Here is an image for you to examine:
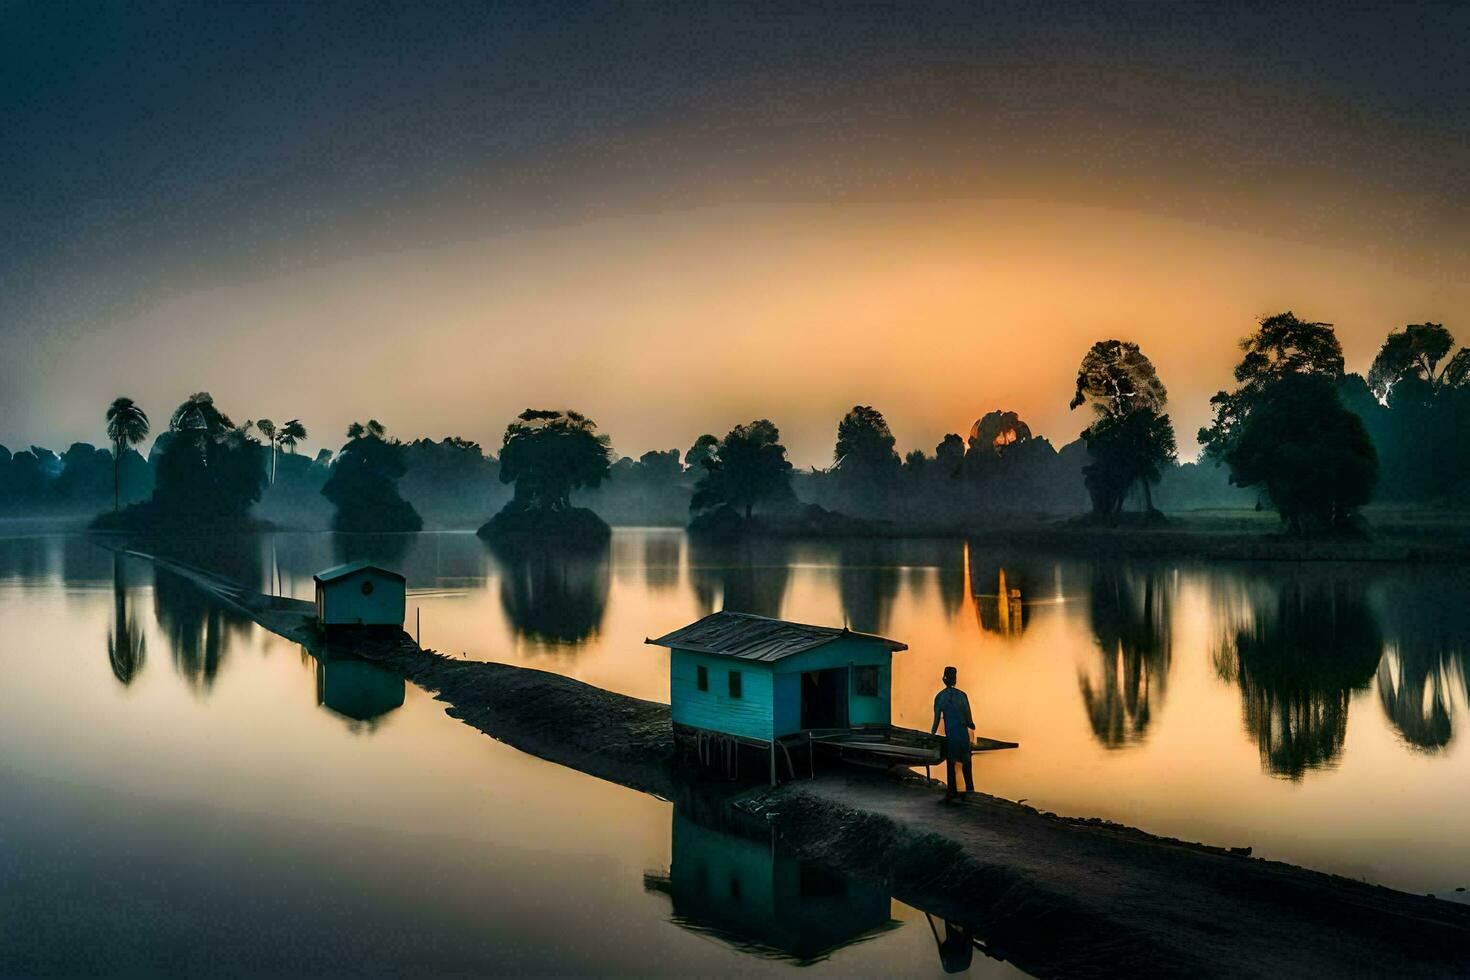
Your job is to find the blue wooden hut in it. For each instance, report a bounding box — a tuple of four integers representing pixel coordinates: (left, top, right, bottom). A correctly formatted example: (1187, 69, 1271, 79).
(646, 611, 910, 782)
(313, 560, 406, 630)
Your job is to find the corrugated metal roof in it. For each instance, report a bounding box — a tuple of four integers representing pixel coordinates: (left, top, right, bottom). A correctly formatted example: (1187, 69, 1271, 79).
(645, 611, 907, 661)
(313, 559, 406, 584)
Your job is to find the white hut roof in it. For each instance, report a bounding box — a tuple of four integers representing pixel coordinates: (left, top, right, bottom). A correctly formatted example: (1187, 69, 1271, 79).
(313, 559, 406, 585)
(645, 611, 907, 662)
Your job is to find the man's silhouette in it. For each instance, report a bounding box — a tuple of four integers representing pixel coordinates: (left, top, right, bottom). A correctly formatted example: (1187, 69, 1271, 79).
(931, 665, 975, 800)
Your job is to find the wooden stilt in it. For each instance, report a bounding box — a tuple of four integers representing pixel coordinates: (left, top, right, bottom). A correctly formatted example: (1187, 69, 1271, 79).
(769, 740, 777, 787)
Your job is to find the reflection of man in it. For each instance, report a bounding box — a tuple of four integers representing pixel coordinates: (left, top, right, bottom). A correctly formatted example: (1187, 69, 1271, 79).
(935, 918, 974, 973)
(931, 666, 975, 801)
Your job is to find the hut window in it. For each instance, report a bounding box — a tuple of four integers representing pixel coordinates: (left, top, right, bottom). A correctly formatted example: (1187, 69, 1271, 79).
(728, 670, 743, 699)
(696, 664, 708, 691)
(360, 579, 375, 596)
(854, 665, 880, 697)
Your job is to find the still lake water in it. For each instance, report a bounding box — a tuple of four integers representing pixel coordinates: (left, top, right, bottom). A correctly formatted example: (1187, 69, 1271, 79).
(3, 528, 1468, 973)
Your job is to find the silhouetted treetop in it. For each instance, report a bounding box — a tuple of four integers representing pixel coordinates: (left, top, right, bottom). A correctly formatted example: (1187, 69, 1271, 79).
(1221, 373, 1377, 534)
(498, 408, 612, 512)
(690, 419, 794, 520)
(1070, 341, 1175, 519)
(1070, 340, 1168, 418)
(968, 410, 1033, 457)
(935, 433, 966, 476)
(1200, 312, 1344, 459)
(1234, 311, 1345, 386)
(834, 405, 899, 476)
(684, 434, 718, 471)
(323, 420, 422, 532)
(104, 397, 150, 513)
(1368, 322, 1470, 402)
(169, 392, 234, 435)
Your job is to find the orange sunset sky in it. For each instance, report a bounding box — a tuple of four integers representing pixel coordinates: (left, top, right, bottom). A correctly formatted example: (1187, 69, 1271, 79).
(6, 3, 1469, 466)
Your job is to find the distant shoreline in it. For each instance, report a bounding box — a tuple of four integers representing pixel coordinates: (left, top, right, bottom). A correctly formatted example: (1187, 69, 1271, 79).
(10, 507, 1470, 564)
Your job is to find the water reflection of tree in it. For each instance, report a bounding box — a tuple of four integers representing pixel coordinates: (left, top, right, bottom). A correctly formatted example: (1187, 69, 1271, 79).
(967, 551, 1043, 637)
(935, 541, 966, 620)
(331, 531, 412, 570)
(106, 551, 146, 685)
(492, 544, 610, 645)
(153, 565, 254, 692)
(1371, 573, 1470, 753)
(1214, 577, 1383, 779)
(836, 540, 902, 635)
(687, 538, 790, 619)
(1078, 567, 1172, 748)
(643, 532, 682, 592)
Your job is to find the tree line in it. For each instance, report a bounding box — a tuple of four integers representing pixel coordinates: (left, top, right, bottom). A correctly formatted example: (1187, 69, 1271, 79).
(2, 311, 1464, 535)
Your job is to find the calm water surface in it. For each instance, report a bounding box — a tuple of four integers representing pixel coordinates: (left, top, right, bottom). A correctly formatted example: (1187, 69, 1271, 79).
(3, 529, 1468, 973)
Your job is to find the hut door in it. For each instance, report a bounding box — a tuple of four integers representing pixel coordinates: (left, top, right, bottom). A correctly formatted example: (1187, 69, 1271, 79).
(801, 669, 848, 730)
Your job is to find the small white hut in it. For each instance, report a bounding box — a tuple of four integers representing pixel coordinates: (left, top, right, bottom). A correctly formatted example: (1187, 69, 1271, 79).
(313, 560, 406, 629)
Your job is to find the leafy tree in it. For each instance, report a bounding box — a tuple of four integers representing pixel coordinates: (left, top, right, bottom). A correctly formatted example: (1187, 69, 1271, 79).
(254, 418, 277, 480)
(1221, 374, 1377, 534)
(254, 417, 308, 484)
(278, 419, 307, 452)
(105, 397, 150, 512)
(834, 405, 900, 477)
(1070, 340, 1176, 516)
(902, 449, 927, 474)
(497, 409, 612, 512)
(1367, 322, 1470, 402)
(934, 433, 966, 477)
(684, 434, 718, 471)
(636, 449, 682, 482)
(322, 421, 422, 532)
(1200, 312, 1344, 458)
(967, 411, 1033, 460)
(51, 443, 115, 508)
(138, 393, 266, 523)
(690, 419, 794, 520)
(1361, 323, 1470, 503)
(1080, 408, 1177, 516)
(169, 391, 234, 435)
(1070, 341, 1167, 417)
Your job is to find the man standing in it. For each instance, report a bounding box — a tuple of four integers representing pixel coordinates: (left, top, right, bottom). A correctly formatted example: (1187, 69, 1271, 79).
(932, 665, 975, 801)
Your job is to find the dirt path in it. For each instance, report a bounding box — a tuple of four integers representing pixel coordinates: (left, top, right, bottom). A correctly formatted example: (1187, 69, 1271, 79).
(769, 773, 1470, 977)
(126, 546, 1470, 977)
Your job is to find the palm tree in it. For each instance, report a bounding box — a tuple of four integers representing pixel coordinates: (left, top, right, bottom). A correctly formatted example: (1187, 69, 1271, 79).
(278, 419, 307, 455)
(255, 419, 278, 483)
(104, 397, 150, 512)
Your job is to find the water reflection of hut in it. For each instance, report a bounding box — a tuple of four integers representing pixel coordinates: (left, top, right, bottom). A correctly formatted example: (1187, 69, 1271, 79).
(643, 808, 896, 964)
(314, 653, 405, 728)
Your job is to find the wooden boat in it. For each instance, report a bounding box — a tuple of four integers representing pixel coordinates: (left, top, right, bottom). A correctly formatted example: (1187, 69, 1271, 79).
(804, 724, 1017, 771)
